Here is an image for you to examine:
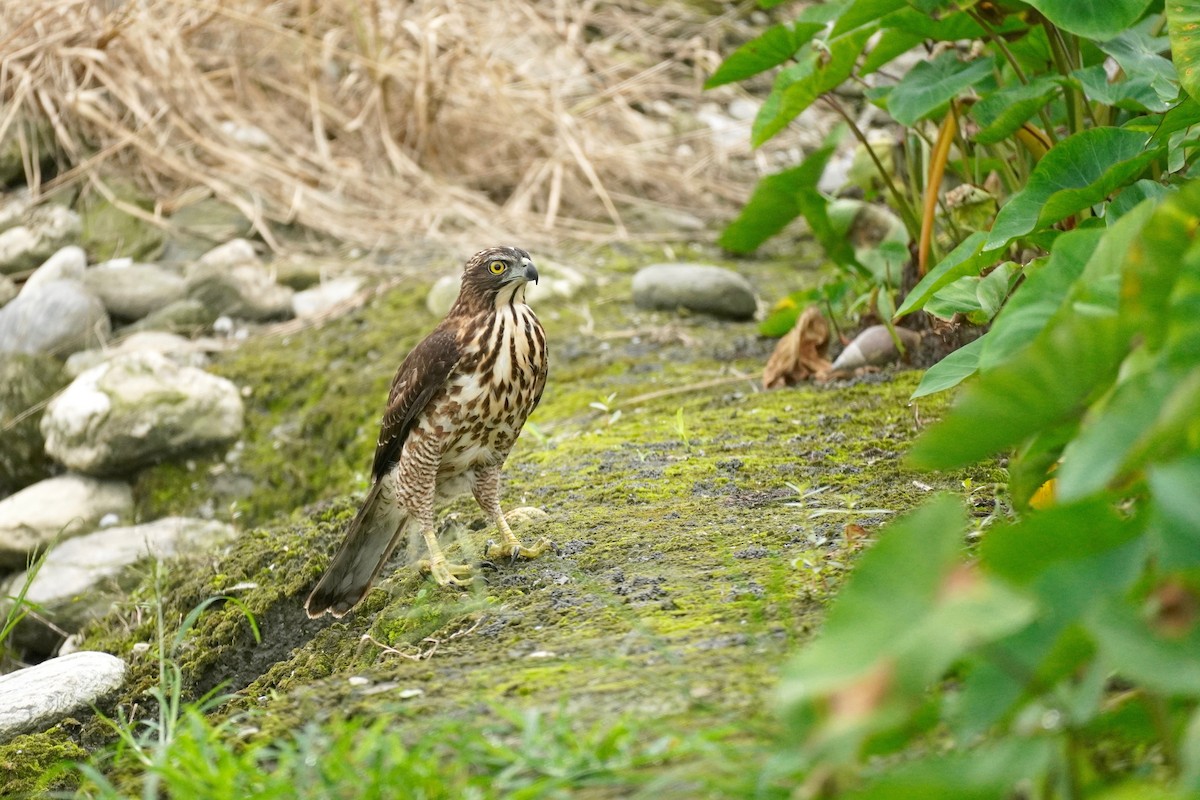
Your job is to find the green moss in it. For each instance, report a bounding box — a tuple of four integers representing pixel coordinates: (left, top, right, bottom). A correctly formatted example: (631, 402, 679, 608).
(49, 244, 1002, 785)
(0, 727, 86, 797)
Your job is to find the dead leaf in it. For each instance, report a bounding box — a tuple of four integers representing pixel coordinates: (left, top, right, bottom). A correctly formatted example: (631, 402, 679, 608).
(763, 305, 832, 389)
(827, 659, 893, 724)
(1152, 579, 1198, 638)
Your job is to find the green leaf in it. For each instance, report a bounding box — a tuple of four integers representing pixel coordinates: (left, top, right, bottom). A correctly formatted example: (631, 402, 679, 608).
(1009, 420, 1078, 509)
(1056, 364, 1190, 502)
(895, 232, 996, 318)
(980, 228, 1103, 370)
(862, 28, 923, 75)
(1168, 0, 1200, 105)
(778, 496, 966, 708)
(832, 0, 908, 36)
(886, 52, 995, 126)
(927, 276, 989, 321)
(985, 128, 1162, 250)
(1074, 65, 1175, 113)
(975, 262, 1019, 320)
(1147, 455, 1200, 569)
(1123, 181, 1200, 350)
(1098, 27, 1180, 108)
(705, 22, 824, 88)
(752, 28, 874, 147)
(971, 76, 1061, 145)
(1089, 595, 1200, 696)
(718, 146, 834, 254)
(841, 739, 1054, 800)
(1022, 0, 1154, 40)
(910, 336, 984, 399)
(908, 312, 1129, 470)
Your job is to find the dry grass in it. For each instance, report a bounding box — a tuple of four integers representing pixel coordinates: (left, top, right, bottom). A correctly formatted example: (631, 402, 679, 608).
(0, 0, 772, 252)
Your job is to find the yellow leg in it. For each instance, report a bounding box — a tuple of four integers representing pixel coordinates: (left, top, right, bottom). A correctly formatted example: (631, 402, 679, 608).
(415, 525, 472, 586)
(485, 511, 551, 560)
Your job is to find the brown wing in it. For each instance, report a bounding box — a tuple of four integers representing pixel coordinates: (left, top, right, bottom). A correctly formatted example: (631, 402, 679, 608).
(370, 326, 460, 481)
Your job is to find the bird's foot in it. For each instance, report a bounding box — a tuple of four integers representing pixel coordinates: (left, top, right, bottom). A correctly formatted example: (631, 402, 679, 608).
(485, 536, 553, 561)
(415, 558, 472, 586)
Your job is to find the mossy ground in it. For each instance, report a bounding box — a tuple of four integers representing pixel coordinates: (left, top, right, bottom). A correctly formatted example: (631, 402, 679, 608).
(1, 245, 1001, 795)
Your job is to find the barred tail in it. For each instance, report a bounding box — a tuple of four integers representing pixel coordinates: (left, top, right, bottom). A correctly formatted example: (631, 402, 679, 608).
(305, 478, 408, 618)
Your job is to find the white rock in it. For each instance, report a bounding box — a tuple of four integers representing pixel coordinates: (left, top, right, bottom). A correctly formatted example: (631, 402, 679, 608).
(65, 331, 210, 377)
(4, 517, 235, 646)
(186, 258, 294, 322)
(830, 325, 922, 372)
(0, 206, 82, 275)
(0, 473, 132, 569)
(81, 262, 186, 321)
(0, 652, 126, 742)
(292, 276, 364, 319)
(0, 189, 34, 234)
(0, 279, 111, 357)
(41, 350, 244, 475)
(23, 245, 87, 293)
(197, 238, 260, 271)
(0, 274, 15, 307)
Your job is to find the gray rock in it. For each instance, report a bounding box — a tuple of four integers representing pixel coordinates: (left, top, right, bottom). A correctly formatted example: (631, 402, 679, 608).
(0, 652, 126, 742)
(0, 279, 111, 357)
(0, 474, 132, 569)
(0, 354, 68, 493)
(631, 263, 758, 320)
(81, 262, 186, 321)
(186, 250, 294, 322)
(126, 298, 215, 335)
(78, 180, 164, 262)
(4, 517, 235, 649)
(23, 246, 87, 293)
(0, 206, 82, 275)
(0, 274, 15, 307)
(161, 200, 254, 265)
(0, 189, 34, 235)
(64, 331, 211, 378)
(292, 276, 364, 319)
(41, 350, 244, 476)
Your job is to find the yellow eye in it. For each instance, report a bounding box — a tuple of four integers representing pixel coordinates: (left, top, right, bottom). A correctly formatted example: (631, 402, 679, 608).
(488, 260, 506, 275)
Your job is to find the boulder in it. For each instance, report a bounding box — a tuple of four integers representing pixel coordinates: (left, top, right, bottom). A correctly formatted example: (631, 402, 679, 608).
(4, 517, 235, 651)
(78, 180, 164, 262)
(0, 354, 68, 493)
(0, 652, 126, 743)
(631, 263, 758, 320)
(81, 262, 186, 321)
(0, 205, 82, 275)
(292, 276, 364, 319)
(0, 279, 110, 357)
(125, 298, 215, 335)
(41, 350, 244, 475)
(160, 199, 254, 265)
(23, 245, 87, 293)
(0, 474, 132, 569)
(64, 331, 210, 378)
(186, 241, 293, 322)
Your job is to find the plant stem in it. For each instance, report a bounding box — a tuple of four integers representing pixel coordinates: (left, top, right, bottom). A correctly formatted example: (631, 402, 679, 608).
(820, 94, 922, 240)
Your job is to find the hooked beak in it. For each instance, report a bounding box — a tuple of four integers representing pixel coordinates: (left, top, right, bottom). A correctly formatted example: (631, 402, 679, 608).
(505, 258, 538, 285)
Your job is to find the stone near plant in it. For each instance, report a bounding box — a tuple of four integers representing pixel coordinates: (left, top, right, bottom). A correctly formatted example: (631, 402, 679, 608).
(0, 279, 110, 357)
(830, 325, 922, 373)
(0, 205, 83, 275)
(631, 263, 758, 320)
(81, 261, 187, 321)
(4, 517, 235, 652)
(0, 188, 34, 233)
(22, 245, 87, 293)
(78, 179, 164, 262)
(64, 331, 210, 378)
(292, 276, 364, 319)
(0, 652, 126, 743)
(0, 473, 132, 569)
(41, 350, 244, 476)
(186, 241, 294, 322)
(126, 297, 216, 335)
(0, 353, 68, 493)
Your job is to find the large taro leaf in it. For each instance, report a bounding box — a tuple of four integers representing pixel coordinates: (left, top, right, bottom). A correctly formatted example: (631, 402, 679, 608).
(1023, 0, 1155, 40)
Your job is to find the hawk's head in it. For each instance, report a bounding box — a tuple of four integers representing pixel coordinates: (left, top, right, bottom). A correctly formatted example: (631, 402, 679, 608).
(457, 246, 539, 311)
